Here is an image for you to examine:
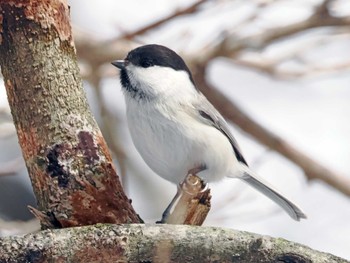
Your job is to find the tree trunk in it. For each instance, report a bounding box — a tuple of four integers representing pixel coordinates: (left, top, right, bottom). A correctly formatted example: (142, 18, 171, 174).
(0, 0, 140, 228)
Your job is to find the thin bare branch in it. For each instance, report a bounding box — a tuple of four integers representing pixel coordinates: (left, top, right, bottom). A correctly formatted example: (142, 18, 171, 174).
(163, 174, 211, 225)
(199, 12, 350, 63)
(117, 0, 211, 40)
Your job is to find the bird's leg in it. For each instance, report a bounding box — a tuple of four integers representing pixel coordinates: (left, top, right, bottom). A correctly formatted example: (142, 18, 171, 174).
(158, 184, 182, 223)
(188, 166, 206, 177)
(158, 165, 207, 223)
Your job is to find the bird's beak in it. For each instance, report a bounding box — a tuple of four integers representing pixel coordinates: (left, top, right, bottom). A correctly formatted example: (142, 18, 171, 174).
(111, 60, 128, 69)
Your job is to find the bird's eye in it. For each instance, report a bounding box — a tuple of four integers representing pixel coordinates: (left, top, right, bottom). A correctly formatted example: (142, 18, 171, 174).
(141, 60, 152, 68)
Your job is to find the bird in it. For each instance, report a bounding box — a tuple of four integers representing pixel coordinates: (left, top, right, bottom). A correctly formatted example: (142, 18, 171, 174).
(111, 44, 306, 221)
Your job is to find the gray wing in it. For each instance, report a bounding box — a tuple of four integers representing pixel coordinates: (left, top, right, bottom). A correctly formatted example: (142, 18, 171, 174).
(193, 97, 248, 166)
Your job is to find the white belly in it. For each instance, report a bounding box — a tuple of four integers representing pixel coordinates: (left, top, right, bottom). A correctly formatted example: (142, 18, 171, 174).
(126, 101, 237, 184)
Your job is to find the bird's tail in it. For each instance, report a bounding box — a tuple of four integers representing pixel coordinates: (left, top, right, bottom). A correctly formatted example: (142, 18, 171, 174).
(232, 164, 307, 221)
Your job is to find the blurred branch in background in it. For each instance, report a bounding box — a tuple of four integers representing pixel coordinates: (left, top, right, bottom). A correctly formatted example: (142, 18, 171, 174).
(85, 71, 129, 188)
(74, 0, 350, 197)
(194, 65, 350, 196)
(0, 157, 24, 177)
(194, 0, 350, 74)
(0, 108, 23, 177)
(0, 218, 39, 237)
(0, 108, 15, 139)
(117, 0, 210, 40)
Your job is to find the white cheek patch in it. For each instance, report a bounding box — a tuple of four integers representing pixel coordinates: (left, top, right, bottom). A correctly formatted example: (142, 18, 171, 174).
(127, 65, 143, 88)
(127, 64, 196, 97)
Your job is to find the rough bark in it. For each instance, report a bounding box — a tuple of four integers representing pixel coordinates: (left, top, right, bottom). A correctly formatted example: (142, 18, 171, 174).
(0, 0, 140, 228)
(0, 224, 347, 263)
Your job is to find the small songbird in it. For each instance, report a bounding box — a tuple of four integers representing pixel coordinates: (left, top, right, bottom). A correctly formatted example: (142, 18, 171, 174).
(112, 44, 306, 221)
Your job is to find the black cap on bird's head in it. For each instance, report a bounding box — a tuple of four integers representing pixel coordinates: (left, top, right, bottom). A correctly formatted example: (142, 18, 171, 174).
(111, 44, 195, 85)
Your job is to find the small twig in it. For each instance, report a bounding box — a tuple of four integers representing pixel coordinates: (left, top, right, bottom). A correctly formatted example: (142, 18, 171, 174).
(163, 174, 211, 225)
(277, 61, 350, 78)
(28, 206, 59, 229)
(314, 0, 334, 18)
(230, 29, 350, 78)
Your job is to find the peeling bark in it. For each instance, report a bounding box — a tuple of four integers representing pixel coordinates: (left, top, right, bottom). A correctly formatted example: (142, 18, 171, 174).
(0, 0, 140, 228)
(0, 224, 348, 263)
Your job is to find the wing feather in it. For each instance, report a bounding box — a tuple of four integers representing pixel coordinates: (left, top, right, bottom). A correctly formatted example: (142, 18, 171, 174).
(193, 98, 248, 166)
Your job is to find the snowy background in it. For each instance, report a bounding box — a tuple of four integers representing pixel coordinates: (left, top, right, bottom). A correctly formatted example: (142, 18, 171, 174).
(1, 0, 349, 260)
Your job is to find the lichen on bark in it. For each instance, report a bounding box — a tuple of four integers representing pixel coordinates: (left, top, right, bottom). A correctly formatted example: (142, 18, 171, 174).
(0, 224, 347, 263)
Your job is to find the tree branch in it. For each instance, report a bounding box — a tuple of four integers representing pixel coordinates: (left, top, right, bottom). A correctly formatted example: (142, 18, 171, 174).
(0, 224, 347, 262)
(198, 9, 350, 63)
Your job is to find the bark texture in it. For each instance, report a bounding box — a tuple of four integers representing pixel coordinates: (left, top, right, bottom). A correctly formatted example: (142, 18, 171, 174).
(0, 0, 140, 228)
(0, 224, 347, 263)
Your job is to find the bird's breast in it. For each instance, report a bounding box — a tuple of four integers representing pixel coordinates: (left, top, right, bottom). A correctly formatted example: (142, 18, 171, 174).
(126, 101, 236, 183)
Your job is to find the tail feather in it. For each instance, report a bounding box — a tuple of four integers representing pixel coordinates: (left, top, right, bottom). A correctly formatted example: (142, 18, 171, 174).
(235, 165, 307, 221)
